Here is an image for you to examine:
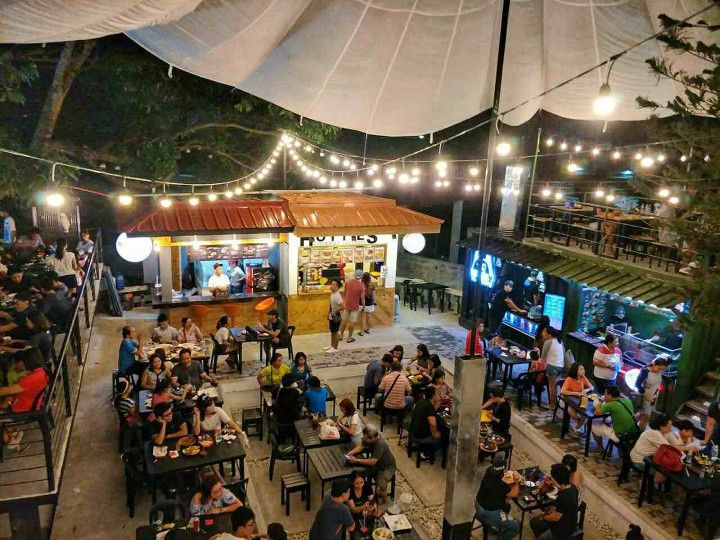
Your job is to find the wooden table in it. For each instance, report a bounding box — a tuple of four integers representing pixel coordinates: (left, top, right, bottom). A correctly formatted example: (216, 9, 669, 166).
(142, 344, 210, 363)
(488, 347, 532, 392)
(306, 443, 357, 498)
(143, 438, 246, 502)
(409, 282, 447, 314)
(638, 457, 712, 536)
(559, 395, 608, 456)
(136, 514, 233, 540)
(294, 419, 347, 473)
(233, 331, 273, 366)
(512, 466, 554, 540)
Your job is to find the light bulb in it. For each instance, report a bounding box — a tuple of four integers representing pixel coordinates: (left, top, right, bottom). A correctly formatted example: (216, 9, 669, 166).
(118, 193, 133, 206)
(338, 180, 348, 189)
(319, 176, 328, 184)
(500, 187, 509, 195)
(342, 159, 351, 167)
(398, 173, 410, 184)
(567, 162, 579, 173)
(435, 160, 448, 171)
(410, 176, 419, 184)
(668, 196, 679, 205)
(224, 190, 233, 199)
(657, 153, 666, 162)
(464, 184, 473, 192)
(469, 166, 480, 177)
(234, 186, 243, 195)
(437, 169, 447, 178)
(704, 154, 711, 162)
(496, 142, 511, 156)
(559, 141, 568, 151)
(330, 155, 340, 164)
(45, 191, 65, 208)
(541, 187, 552, 198)
(592, 147, 601, 156)
(207, 193, 217, 202)
(434, 181, 442, 188)
(411, 167, 421, 176)
(372, 179, 383, 189)
(349, 163, 357, 170)
(188, 196, 199, 206)
(574, 144, 582, 153)
(634, 152, 643, 160)
(554, 191, 563, 200)
(243, 182, 251, 190)
(594, 188, 605, 198)
(160, 197, 173, 208)
(473, 184, 481, 191)
(354, 181, 364, 189)
(545, 137, 554, 147)
(612, 150, 621, 160)
(658, 188, 670, 198)
(442, 180, 450, 187)
(606, 193, 616, 202)
(319, 151, 325, 157)
(640, 156, 654, 168)
(593, 83, 616, 117)
(680, 155, 687, 162)
(385, 166, 397, 176)
(251, 177, 258, 184)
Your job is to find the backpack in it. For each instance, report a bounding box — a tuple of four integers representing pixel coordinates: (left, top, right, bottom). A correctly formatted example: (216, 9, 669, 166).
(652, 444, 683, 472)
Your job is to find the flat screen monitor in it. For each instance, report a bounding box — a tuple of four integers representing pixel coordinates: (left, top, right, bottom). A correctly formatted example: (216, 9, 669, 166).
(543, 293, 566, 330)
(469, 251, 497, 288)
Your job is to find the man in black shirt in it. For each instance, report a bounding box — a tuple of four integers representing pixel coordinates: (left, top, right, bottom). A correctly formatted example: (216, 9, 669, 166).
(489, 281, 526, 334)
(38, 277, 71, 329)
(409, 386, 442, 451)
(272, 374, 302, 440)
(474, 454, 521, 538)
(482, 386, 512, 439)
(702, 399, 720, 447)
(148, 401, 188, 446)
(530, 463, 579, 540)
(0, 291, 37, 340)
(171, 348, 216, 390)
(3, 267, 35, 295)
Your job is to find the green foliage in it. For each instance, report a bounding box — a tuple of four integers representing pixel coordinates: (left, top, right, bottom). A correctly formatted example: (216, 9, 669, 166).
(0, 49, 38, 106)
(635, 14, 720, 325)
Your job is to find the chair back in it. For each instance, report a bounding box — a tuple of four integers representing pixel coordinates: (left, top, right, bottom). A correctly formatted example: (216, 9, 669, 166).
(288, 325, 295, 339)
(148, 499, 188, 526)
(225, 478, 249, 504)
(575, 500, 587, 534)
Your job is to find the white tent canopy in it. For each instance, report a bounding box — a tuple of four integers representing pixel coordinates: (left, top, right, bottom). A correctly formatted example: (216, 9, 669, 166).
(0, 0, 714, 136)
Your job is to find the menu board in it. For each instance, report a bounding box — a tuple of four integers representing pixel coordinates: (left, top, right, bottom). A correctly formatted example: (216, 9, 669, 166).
(187, 244, 270, 262)
(579, 287, 608, 331)
(298, 244, 386, 292)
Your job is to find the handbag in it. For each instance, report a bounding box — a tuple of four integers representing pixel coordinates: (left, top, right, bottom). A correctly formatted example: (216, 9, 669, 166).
(374, 373, 401, 410)
(652, 444, 683, 472)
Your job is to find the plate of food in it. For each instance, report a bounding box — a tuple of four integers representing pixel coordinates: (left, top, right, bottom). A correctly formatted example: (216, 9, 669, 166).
(181, 445, 201, 456)
(480, 411, 492, 423)
(487, 434, 505, 445)
(198, 435, 214, 448)
(480, 441, 498, 453)
(152, 446, 168, 458)
(372, 527, 394, 540)
(177, 435, 197, 448)
(694, 454, 711, 467)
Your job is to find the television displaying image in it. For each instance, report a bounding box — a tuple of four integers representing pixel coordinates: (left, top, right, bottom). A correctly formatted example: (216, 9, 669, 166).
(543, 293, 566, 330)
(469, 251, 497, 288)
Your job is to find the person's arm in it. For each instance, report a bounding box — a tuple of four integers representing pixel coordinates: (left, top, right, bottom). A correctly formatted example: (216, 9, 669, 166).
(704, 414, 717, 445)
(0, 383, 24, 397)
(543, 507, 564, 522)
(200, 371, 217, 385)
(140, 369, 153, 391)
(594, 401, 605, 415)
(428, 416, 440, 439)
(593, 349, 610, 368)
(0, 322, 18, 333)
(346, 442, 365, 457)
(192, 407, 201, 436)
(168, 388, 187, 401)
(505, 297, 526, 313)
(151, 421, 167, 445)
(165, 421, 188, 440)
(348, 453, 378, 466)
(256, 367, 265, 386)
(219, 497, 242, 514)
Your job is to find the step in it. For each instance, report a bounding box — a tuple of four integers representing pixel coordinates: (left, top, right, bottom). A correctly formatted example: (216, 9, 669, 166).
(686, 398, 712, 416)
(696, 383, 716, 399)
(705, 370, 718, 383)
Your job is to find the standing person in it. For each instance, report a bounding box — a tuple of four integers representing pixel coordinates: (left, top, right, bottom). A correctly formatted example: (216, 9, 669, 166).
(227, 259, 246, 294)
(346, 427, 397, 505)
(474, 455, 522, 539)
(208, 262, 230, 296)
(529, 463, 579, 540)
(541, 327, 565, 408)
(465, 320, 487, 356)
(592, 334, 622, 394)
(534, 315, 551, 350)
(703, 398, 720, 449)
(309, 478, 355, 540)
(325, 279, 343, 353)
(488, 280, 526, 334)
(634, 356, 671, 428)
(46, 238, 81, 295)
(340, 270, 365, 344)
(358, 272, 375, 336)
(76, 231, 94, 269)
(178, 316, 203, 344)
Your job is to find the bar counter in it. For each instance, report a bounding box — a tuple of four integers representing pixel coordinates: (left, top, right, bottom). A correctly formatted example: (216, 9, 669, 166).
(154, 291, 282, 336)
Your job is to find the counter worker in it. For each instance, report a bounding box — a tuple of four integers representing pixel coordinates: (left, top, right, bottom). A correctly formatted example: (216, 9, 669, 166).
(523, 269, 541, 308)
(208, 262, 230, 296)
(648, 318, 683, 350)
(227, 259, 246, 294)
(488, 280, 527, 334)
(608, 305, 630, 329)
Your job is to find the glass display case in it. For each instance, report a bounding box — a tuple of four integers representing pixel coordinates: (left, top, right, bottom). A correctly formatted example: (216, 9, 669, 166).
(297, 243, 386, 293)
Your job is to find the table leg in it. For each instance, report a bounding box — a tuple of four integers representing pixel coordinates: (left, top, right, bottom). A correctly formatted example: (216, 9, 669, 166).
(502, 364, 511, 392)
(560, 405, 570, 439)
(239, 457, 245, 480)
(238, 342, 244, 366)
(637, 463, 648, 507)
(583, 422, 592, 457)
(427, 289, 432, 315)
(677, 491, 691, 536)
(440, 289, 446, 313)
(518, 510, 526, 540)
(507, 446, 513, 468)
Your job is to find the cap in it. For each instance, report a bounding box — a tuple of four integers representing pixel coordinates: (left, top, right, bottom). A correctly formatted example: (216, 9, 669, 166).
(504, 280, 514, 287)
(213, 262, 223, 269)
(354, 269, 363, 279)
(491, 455, 506, 470)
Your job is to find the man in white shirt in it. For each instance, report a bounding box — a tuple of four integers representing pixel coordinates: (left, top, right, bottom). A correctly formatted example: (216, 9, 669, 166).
(208, 263, 230, 296)
(211, 506, 259, 540)
(0, 209, 16, 245)
(227, 259, 246, 294)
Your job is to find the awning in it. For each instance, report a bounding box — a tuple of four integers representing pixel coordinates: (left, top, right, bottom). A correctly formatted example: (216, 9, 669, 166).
(484, 235, 687, 309)
(278, 192, 443, 237)
(123, 199, 294, 237)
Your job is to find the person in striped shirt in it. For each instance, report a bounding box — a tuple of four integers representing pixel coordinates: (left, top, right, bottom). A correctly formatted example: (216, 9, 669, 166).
(378, 362, 413, 410)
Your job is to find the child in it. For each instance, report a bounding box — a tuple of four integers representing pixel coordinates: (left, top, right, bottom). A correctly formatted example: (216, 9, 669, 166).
(168, 374, 188, 402)
(114, 378, 139, 424)
(305, 376, 328, 415)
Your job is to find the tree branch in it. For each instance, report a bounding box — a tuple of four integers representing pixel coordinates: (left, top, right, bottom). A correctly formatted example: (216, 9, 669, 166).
(180, 144, 256, 171)
(148, 122, 276, 145)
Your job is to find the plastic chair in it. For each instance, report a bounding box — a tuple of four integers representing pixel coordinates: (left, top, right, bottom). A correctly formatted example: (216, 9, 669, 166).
(271, 325, 295, 361)
(189, 305, 212, 334)
(512, 370, 548, 410)
(122, 448, 150, 518)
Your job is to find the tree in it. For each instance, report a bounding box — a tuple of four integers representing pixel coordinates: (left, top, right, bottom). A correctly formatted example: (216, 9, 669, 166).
(635, 13, 720, 325)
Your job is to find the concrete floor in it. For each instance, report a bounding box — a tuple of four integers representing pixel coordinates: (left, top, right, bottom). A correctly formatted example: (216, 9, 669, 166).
(50, 305, 622, 539)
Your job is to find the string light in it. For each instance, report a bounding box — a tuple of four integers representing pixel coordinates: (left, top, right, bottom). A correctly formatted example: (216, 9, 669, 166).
(45, 190, 65, 208)
(234, 186, 243, 195)
(656, 153, 666, 162)
(354, 180, 364, 189)
(319, 176, 328, 184)
(606, 193, 616, 202)
(612, 150, 621, 159)
(118, 193, 133, 206)
(188, 196, 199, 206)
(338, 180, 348, 189)
(591, 147, 601, 156)
(680, 155, 687, 162)
(410, 176, 420, 184)
(658, 187, 670, 198)
(159, 196, 173, 208)
(574, 144, 582, 153)
(329, 179, 338, 187)
(411, 167, 421, 176)
(593, 83, 616, 117)
(372, 178, 383, 189)
(640, 156, 654, 168)
(224, 190, 233, 199)
(435, 160, 448, 171)
(668, 196, 680, 205)
(704, 154, 711, 162)
(566, 162, 579, 173)
(464, 184, 473, 192)
(496, 142, 511, 156)
(545, 137, 554, 147)
(398, 173, 410, 184)
(469, 166, 480, 177)
(541, 186, 552, 198)
(243, 182, 251, 190)
(634, 151, 643, 160)
(594, 186, 605, 198)
(554, 191, 564, 200)
(559, 141, 568, 151)
(207, 192, 217, 202)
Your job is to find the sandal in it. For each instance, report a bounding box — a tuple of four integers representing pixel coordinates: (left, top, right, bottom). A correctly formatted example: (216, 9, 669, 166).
(346, 338, 356, 343)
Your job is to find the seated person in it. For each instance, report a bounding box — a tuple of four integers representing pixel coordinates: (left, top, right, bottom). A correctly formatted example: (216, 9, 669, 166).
(214, 315, 237, 367)
(291, 352, 312, 389)
(0, 312, 53, 363)
(346, 426, 397, 505)
(630, 413, 693, 468)
(346, 472, 382, 535)
(257, 308, 290, 350)
(364, 354, 392, 400)
(118, 325, 145, 377)
(114, 377, 139, 424)
(482, 385, 511, 438)
(152, 313, 178, 344)
(256, 352, 290, 389)
(148, 401, 188, 445)
(192, 396, 244, 434)
(560, 362, 593, 432)
(47, 271, 72, 303)
(431, 370, 453, 402)
(3, 267, 35, 295)
(409, 385, 443, 451)
(474, 454, 521, 539)
(338, 398, 363, 446)
(272, 374, 303, 428)
(0, 291, 37, 340)
(672, 419, 702, 453)
(305, 376, 328, 416)
(208, 262, 230, 296)
(141, 353, 170, 391)
(149, 380, 173, 419)
(172, 348, 217, 391)
(561, 454, 583, 491)
(378, 361, 413, 411)
(178, 316, 203, 344)
(38, 276, 72, 329)
(409, 344, 432, 372)
(530, 463, 579, 540)
(189, 473, 242, 517)
(591, 385, 636, 450)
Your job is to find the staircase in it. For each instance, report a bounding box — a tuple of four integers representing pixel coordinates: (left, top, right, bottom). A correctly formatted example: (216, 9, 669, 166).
(675, 363, 719, 436)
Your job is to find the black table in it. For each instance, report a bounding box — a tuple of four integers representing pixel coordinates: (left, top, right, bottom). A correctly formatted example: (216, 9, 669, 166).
(638, 457, 713, 536)
(409, 282, 447, 314)
(294, 419, 347, 473)
(136, 514, 233, 540)
(306, 443, 358, 498)
(144, 438, 246, 502)
(488, 347, 532, 392)
(512, 466, 554, 540)
(559, 395, 608, 456)
(233, 332, 273, 366)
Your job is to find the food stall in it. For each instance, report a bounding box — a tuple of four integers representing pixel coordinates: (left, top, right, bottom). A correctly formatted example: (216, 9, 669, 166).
(123, 192, 442, 335)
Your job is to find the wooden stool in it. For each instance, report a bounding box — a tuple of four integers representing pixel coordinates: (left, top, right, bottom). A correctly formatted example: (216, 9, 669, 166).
(356, 385, 375, 416)
(280, 472, 311, 516)
(241, 407, 263, 439)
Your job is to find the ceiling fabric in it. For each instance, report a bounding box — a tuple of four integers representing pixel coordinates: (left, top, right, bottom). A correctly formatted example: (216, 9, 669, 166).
(0, 0, 715, 136)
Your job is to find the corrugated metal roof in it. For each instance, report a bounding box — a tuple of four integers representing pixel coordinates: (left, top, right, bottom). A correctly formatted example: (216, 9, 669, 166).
(485, 236, 686, 309)
(123, 200, 294, 236)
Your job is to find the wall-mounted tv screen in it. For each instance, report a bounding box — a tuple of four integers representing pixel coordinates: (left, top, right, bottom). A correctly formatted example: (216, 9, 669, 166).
(543, 293, 566, 330)
(469, 251, 497, 288)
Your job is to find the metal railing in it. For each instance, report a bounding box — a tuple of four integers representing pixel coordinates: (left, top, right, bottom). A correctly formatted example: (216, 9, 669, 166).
(525, 201, 685, 274)
(0, 230, 102, 498)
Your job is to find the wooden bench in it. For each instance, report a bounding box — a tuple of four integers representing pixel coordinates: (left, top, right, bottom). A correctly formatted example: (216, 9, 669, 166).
(280, 472, 311, 515)
(240, 407, 263, 439)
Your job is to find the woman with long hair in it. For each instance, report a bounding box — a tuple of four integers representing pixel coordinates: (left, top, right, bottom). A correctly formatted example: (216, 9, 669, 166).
(178, 316, 203, 344)
(291, 351, 312, 389)
(140, 353, 170, 391)
(214, 315, 237, 367)
(192, 396, 243, 435)
(337, 397, 362, 445)
(189, 473, 242, 517)
(560, 362, 593, 432)
(358, 272, 376, 336)
(46, 237, 81, 294)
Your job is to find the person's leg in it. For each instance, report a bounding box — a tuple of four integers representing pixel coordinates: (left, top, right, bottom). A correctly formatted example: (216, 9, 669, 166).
(375, 469, 393, 505)
(547, 376, 557, 405)
(346, 311, 358, 341)
(339, 312, 348, 340)
(529, 516, 553, 538)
